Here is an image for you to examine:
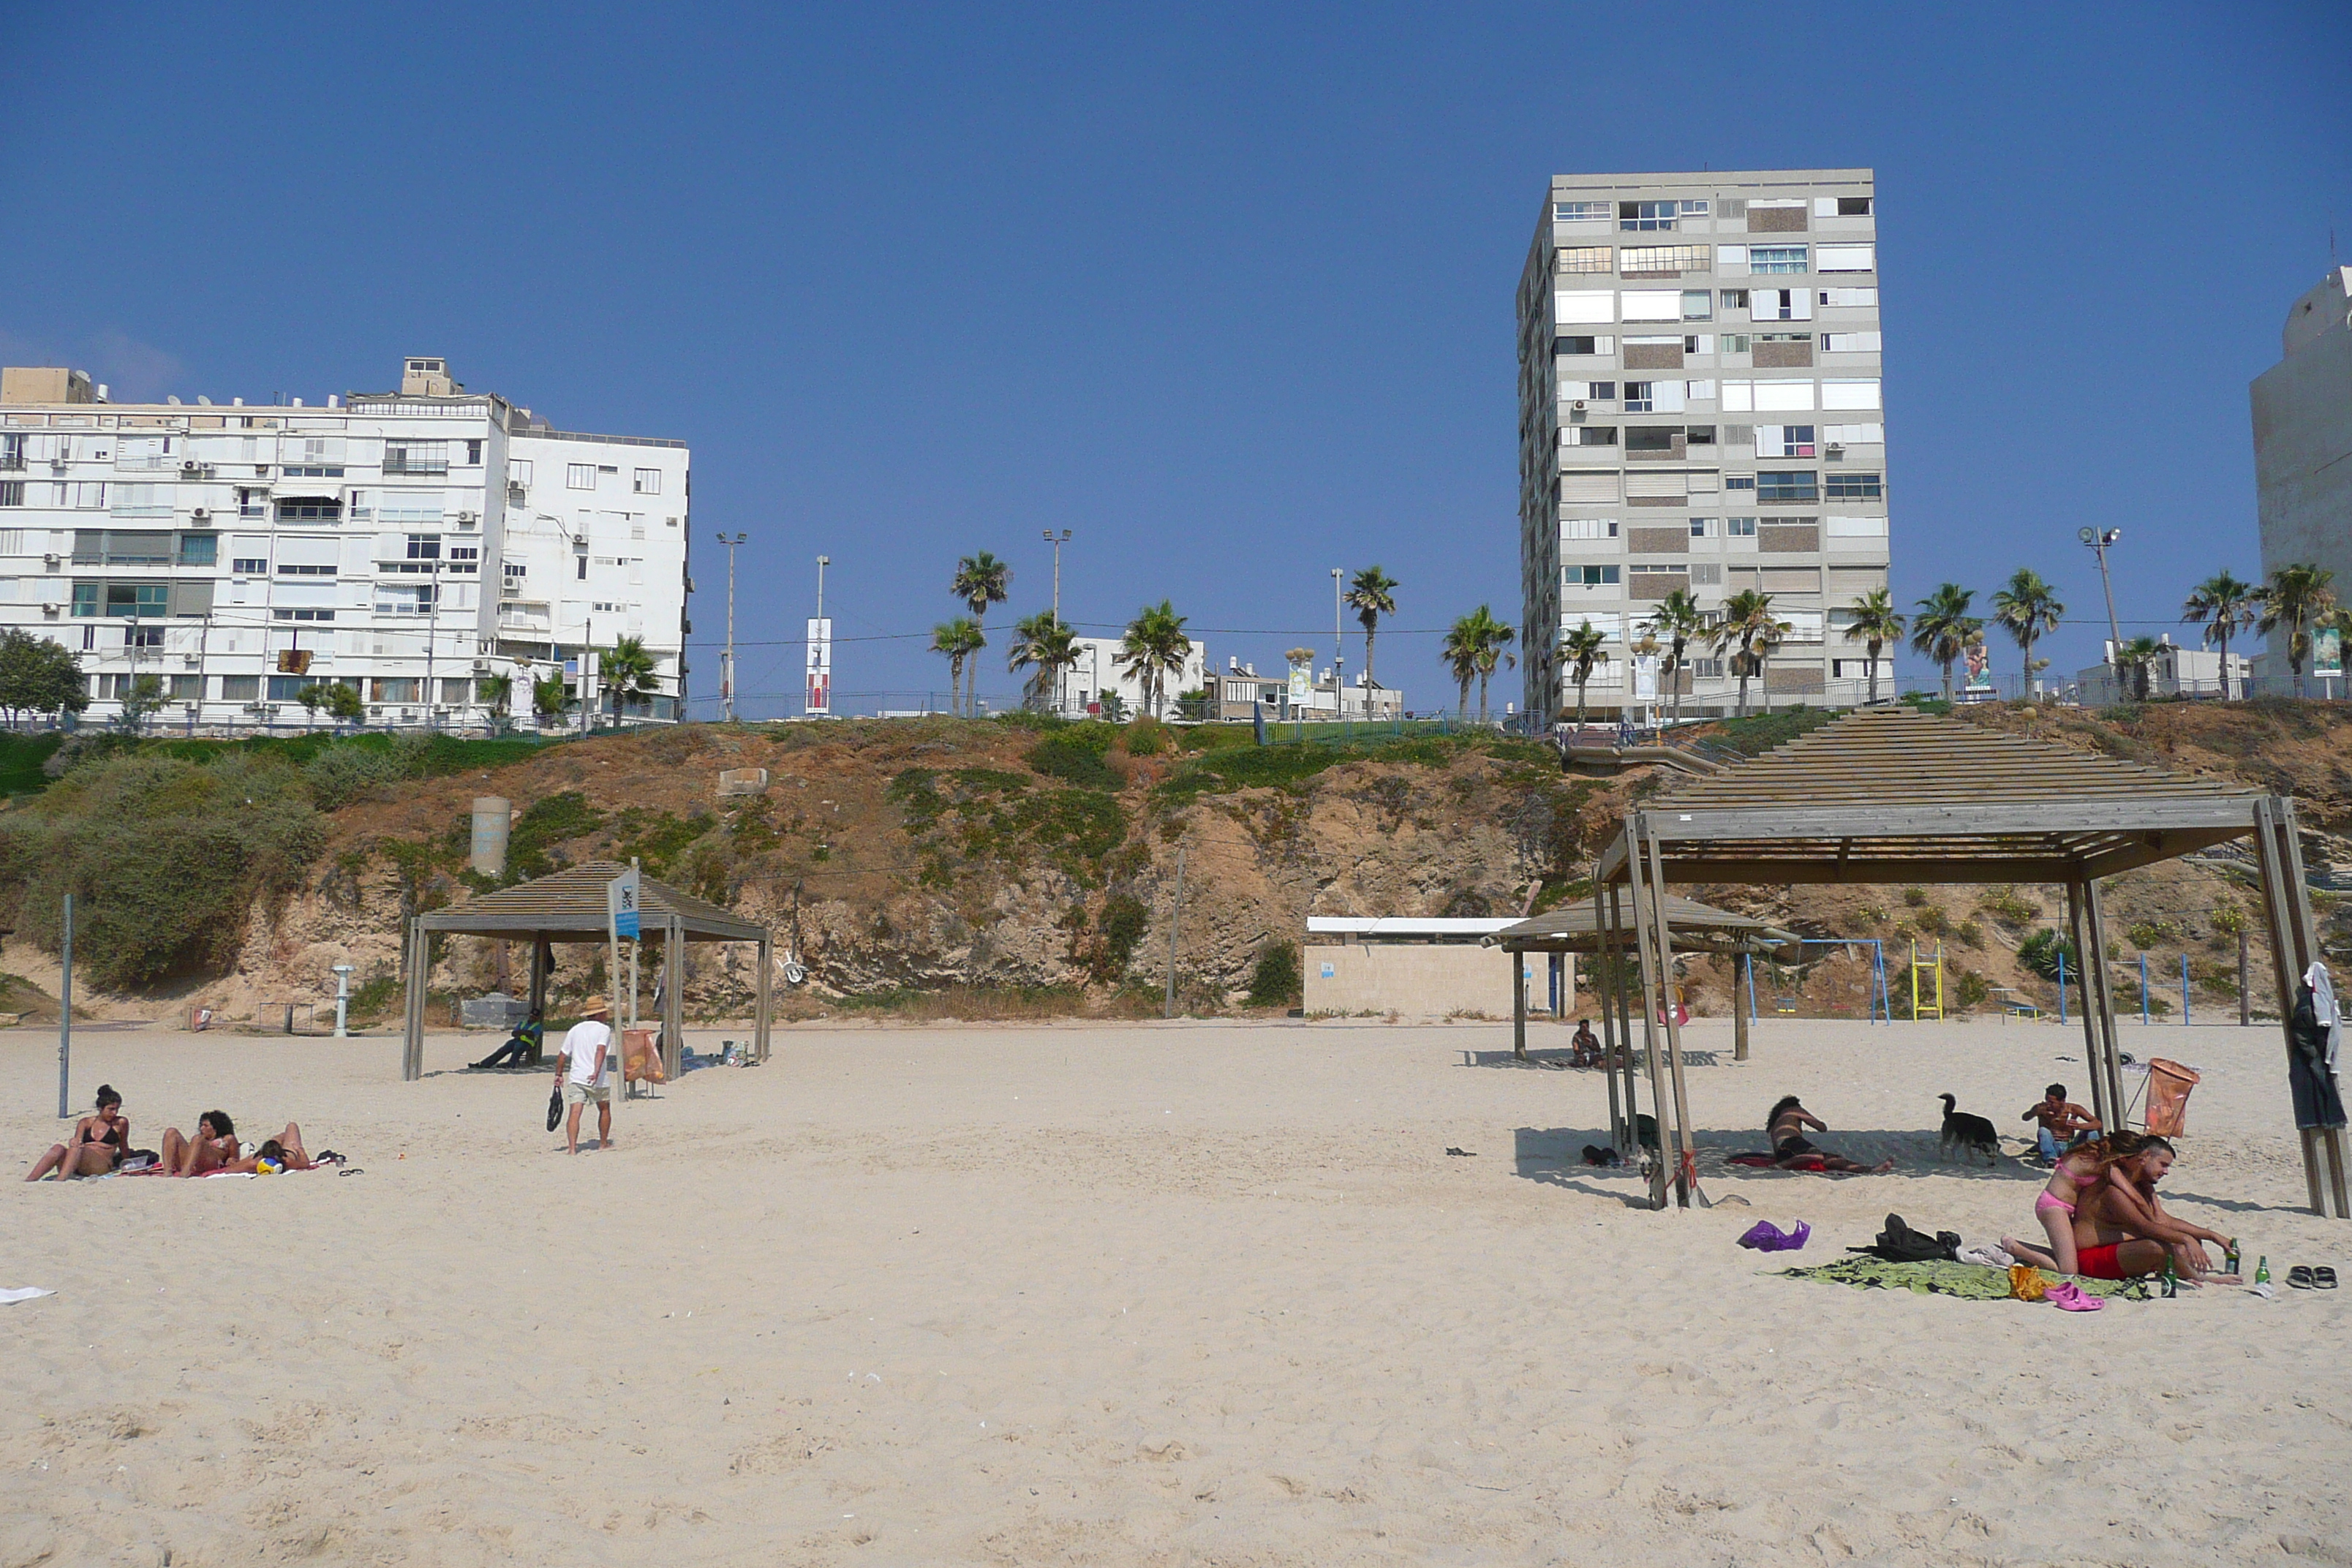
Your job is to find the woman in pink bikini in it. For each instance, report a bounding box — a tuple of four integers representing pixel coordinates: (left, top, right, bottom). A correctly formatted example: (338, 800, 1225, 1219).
(2002, 1137, 2108, 1273)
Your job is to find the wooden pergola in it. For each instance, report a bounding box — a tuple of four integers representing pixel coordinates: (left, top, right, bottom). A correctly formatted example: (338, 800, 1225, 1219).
(1487, 897, 1800, 1150)
(402, 862, 774, 1082)
(1594, 706, 2350, 1218)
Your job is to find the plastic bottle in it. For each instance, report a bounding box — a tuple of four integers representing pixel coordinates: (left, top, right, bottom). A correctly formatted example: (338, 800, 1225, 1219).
(2255, 1256, 2272, 1286)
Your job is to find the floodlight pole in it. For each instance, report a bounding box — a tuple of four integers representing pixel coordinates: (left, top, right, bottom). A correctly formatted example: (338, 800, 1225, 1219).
(1331, 568, 1344, 721)
(2079, 527, 2124, 673)
(716, 531, 747, 722)
(1043, 528, 1071, 714)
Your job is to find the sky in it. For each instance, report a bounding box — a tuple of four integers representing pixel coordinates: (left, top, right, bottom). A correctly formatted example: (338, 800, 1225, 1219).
(4, 2, 2348, 715)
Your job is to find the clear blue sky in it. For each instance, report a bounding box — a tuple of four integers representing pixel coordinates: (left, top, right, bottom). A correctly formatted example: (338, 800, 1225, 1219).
(5, 4, 2347, 714)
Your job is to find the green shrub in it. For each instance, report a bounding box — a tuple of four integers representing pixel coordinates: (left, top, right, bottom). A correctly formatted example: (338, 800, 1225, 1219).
(2017, 927, 2079, 982)
(1245, 942, 1302, 1008)
(1123, 715, 1169, 756)
(304, 742, 416, 810)
(1028, 725, 1121, 789)
(1090, 893, 1150, 981)
(505, 791, 608, 881)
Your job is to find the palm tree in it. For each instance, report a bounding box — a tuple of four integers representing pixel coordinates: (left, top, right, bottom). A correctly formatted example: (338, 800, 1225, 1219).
(532, 674, 570, 729)
(600, 635, 660, 719)
(1558, 619, 1610, 730)
(1840, 587, 1905, 707)
(1991, 568, 2064, 702)
(1006, 611, 1079, 710)
(2258, 563, 2337, 699)
(1439, 617, 1481, 718)
(478, 672, 513, 734)
(1344, 566, 1400, 692)
(2183, 570, 2261, 701)
(1643, 588, 1707, 726)
(1910, 583, 1982, 704)
(1115, 600, 1191, 719)
(931, 617, 984, 713)
(1466, 607, 1517, 724)
(951, 552, 1012, 717)
(1708, 589, 1784, 718)
(2114, 635, 2162, 702)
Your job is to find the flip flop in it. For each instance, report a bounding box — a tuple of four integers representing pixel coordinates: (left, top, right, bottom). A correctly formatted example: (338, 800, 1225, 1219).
(337, 1167, 366, 1176)
(2315, 1267, 2338, 1290)
(2048, 1282, 2103, 1312)
(2289, 1266, 2315, 1290)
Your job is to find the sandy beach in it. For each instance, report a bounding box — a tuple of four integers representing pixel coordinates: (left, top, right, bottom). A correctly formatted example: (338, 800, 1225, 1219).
(4, 1014, 2348, 1567)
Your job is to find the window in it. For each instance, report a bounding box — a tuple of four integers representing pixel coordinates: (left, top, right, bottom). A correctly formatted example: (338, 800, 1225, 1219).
(1757, 471, 1819, 503)
(502, 560, 527, 582)
(1692, 658, 1726, 678)
(374, 584, 437, 616)
(284, 464, 344, 478)
(1719, 289, 1748, 311)
(1817, 287, 1878, 308)
(1561, 519, 1619, 540)
(1625, 426, 1682, 453)
(509, 459, 534, 487)
(370, 677, 423, 704)
(176, 533, 217, 566)
(439, 677, 471, 706)
(107, 583, 169, 618)
(168, 674, 202, 700)
(1564, 426, 1618, 446)
(1681, 290, 1714, 321)
(1720, 333, 1752, 353)
(1821, 378, 1882, 410)
(219, 675, 260, 702)
(125, 625, 165, 649)
(406, 535, 442, 560)
(566, 463, 596, 490)
(382, 441, 448, 476)
(1751, 288, 1813, 322)
(1819, 331, 1882, 353)
(1619, 199, 1707, 231)
(111, 483, 173, 518)
(1562, 380, 1617, 400)
(1555, 246, 1614, 274)
(276, 562, 335, 576)
(576, 551, 589, 581)
(1620, 290, 1682, 321)
(1726, 475, 1757, 492)
(236, 487, 267, 519)
(1754, 424, 1817, 458)
(70, 583, 98, 617)
(1553, 335, 1613, 356)
(1817, 245, 1875, 273)
(465, 440, 483, 465)
(233, 555, 267, 574)
(632, 468, 661, 495)
(1554, 200, 1609, 222)
(446, 543, 479, 573)
(1719, 380, 1814, 412)
(0, 482, 21, 508)
(267, 675, 317, 701)
(1682, 335, 1714, 354)
(1825, 472, 1883, 500)
(1749, 246, 1809, 274)
(1553, 290, 1615, 324)
(1621, 244, 1708, 275)
(276, 498, 342, 522)
(1822, 423, 1885, 445)
(1566, 565, 1621, 586)
(1727, 517, 1757, 536)
(0, 434, 23, 470)
(271, 607, 336, 622)
(1689, 517, 1714, 538)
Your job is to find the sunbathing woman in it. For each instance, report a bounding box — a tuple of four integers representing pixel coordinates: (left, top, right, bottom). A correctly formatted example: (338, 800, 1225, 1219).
(2073, 1132, 2238, 1284)
(158, 1111, 239, 1177)
(216, 1123, 320, 1175)
(2000, 1137, 2111, 1273)
(25, 1084, 131, 1181)
(1768, 1095, 1895, 1173)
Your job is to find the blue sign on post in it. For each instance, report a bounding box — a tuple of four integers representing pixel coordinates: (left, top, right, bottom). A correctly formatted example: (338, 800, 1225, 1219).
(608, 867, 641, 941)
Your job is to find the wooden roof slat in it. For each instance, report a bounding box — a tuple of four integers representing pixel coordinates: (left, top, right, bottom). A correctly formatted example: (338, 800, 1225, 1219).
(418, 861, 769, 943)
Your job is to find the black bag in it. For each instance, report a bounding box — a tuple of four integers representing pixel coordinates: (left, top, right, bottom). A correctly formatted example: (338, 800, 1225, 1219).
(1850, 1213, 1959, 1264)
(546, 1083, 563, 1133)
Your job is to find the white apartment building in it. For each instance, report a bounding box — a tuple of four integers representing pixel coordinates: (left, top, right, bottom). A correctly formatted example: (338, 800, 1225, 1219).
(2252, 267, 2352, 690)
(1516, 170, 1893, 723)
(1065, 635, 1207, 720)
(0, 358, 690, 730)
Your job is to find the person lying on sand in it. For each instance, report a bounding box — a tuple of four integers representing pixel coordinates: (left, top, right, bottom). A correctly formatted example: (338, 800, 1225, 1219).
(1768, 1095, 1894, 1174)
(2062, 1133, 2237, 1283)
(216, 1123, 322, 1175)
(157, 1112, 240, 1177)
(25, 1083, 131, 1181)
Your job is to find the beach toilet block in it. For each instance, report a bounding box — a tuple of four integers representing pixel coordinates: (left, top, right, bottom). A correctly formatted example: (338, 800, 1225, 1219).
(470, 796, 510, 876)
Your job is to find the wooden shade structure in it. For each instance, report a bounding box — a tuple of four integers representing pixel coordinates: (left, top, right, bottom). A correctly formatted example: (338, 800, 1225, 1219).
(1594, 706, 2350, 1217)
(1487, 898, 1801, 1147)
(402, 862, 774, 1082)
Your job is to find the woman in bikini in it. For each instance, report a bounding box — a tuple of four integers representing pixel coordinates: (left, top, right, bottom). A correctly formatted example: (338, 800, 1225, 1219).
(2001, 1137, 2111, 1273)
(158, 1110, 240, 1178)
(2071, 1133, 2238, 1284)
(216, 1123, 322, 1175)
(1767, 1095, 1894, 1174)
(24, 1084, 131, 1180)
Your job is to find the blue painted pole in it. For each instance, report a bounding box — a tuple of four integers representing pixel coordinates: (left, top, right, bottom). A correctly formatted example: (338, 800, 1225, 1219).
(2140, 954, 2149, 1026)
(2181, 952, 2190, 1025)
(1744, 953, 1756, 1022)
(2057, 949, 2068, 1025)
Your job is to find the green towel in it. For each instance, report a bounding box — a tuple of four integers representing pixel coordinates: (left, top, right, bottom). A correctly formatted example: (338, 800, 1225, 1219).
(1779, 1256, 2154, 1301)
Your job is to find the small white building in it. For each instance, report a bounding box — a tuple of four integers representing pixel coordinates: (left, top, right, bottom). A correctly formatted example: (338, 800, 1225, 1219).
(2073, 636, 2249, 706)
(1065, 635, 1207, 720)
(0, 356, 690, 731)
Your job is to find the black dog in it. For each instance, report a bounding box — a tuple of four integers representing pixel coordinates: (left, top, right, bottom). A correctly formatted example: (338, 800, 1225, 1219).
(1938, 1093, 2001, 1165)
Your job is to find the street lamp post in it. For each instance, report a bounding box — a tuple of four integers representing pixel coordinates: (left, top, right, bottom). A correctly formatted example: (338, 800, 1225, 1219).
(1042, 528, 1070, 714)
(2079, 527, 2124, 678)
(1330, 568, 1345, 722)
(716, 531, 747, 722)
(808, 555, 830, 720)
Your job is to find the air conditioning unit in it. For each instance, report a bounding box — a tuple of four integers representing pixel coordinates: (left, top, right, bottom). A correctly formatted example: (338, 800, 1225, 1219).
(1571, 399, 1588, 411)
(189, 508, 211, 522)
(472, 658, 491, 672)
(42, 552, 59, 568)
(1825, 443, 1846, 461)
(184, 655, 201, 667)
(181, 461, 202, 475)
(40, 603, 59, 618)
(49, 460, 69, 474)
(456, 511, 478, 529)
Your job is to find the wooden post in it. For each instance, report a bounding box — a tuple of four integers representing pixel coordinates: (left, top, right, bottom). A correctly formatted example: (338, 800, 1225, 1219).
(1620, 822, 1678, 1208)
(2255, 798, 2350, 1218)
(1593, 877, 1624, 1147)
(754, 935, 774, 1063)
(663, 916, 685, 1082)
(2081, 878, 2127, 1129)
(402, 916, 427, 1082)
(2237, 925, 2250, 1027)
(1644, 824, 1702, 1207)
(2066, 881, 2108, 1134)
(1610, 882, 1640, 1154)
(1733, 951, 1751, 1062)
(1512, 946, 1528, 1060)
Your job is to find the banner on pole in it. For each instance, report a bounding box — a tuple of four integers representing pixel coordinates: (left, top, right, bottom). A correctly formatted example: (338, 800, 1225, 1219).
(607, 867, 641, 941)
(805, 618, 833, 715)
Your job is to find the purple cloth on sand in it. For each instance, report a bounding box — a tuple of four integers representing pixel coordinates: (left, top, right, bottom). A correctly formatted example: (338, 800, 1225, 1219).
(1738, 1220, 1811, 1253)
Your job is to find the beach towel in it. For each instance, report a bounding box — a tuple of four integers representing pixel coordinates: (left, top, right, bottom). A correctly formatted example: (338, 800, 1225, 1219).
(1781, 1258, 2152, 1302)
(0, 1287, 56, 1305)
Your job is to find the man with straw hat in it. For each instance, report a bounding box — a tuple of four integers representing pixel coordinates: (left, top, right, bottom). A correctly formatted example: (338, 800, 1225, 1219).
(554, 996, 616, 1156)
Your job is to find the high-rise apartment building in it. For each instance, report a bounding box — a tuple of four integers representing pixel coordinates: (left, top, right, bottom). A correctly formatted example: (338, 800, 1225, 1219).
(0, 358, 690, 729)
(2252, 267, 2352, 689)
(1516, 169, 1891, 723)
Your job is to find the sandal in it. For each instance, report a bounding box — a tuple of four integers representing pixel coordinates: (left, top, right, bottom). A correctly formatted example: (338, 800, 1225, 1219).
(2048, 1281, 2104, 1312)
(2289, 1266, 2315, 1290)
(2316, 1267, 2339, 1290)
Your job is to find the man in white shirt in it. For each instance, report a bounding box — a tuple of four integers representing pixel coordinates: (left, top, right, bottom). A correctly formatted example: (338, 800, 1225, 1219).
(555, 996, 615, 1155)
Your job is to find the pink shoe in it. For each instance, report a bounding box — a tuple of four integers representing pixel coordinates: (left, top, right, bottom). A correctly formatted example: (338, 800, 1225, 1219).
(2048, 1281, 2103, 1312)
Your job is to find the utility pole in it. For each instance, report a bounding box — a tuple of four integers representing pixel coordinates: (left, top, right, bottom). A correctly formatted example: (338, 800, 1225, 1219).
(716, 532, 747, 722)
(1164, 845, 1186, 1019)
(2079, 527, 2124, 674)
(1330, 568, 1345, 722)
(1043, 528, 1071, 715)
(57, 894, 72, 1118)
(816, 554, 828, 624)
(422, 549, 442, 732)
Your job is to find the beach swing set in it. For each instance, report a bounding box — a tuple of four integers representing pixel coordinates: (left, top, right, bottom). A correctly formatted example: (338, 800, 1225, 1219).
(1583, 706, 2349, 1218)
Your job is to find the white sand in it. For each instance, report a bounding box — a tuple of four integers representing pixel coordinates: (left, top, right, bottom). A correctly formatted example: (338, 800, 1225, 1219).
(3, 1015, 2348, 1566)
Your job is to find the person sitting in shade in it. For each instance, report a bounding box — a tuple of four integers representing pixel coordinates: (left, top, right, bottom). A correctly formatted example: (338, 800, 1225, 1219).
(1569, 1018, 1602, 1068)
(472, 1008, 546, 1071)
(2021, 1082, 2100, 1166)
(1768, 1095, 1893, 1174)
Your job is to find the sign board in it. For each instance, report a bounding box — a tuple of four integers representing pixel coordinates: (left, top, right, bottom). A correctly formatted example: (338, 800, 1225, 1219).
(1287, 662, 1312, 709)
(805, 617, 833, 715)
(606, 866, 641, 941)
(1631, 653, 1659, 702)
(2315, 628, 2342, 676)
